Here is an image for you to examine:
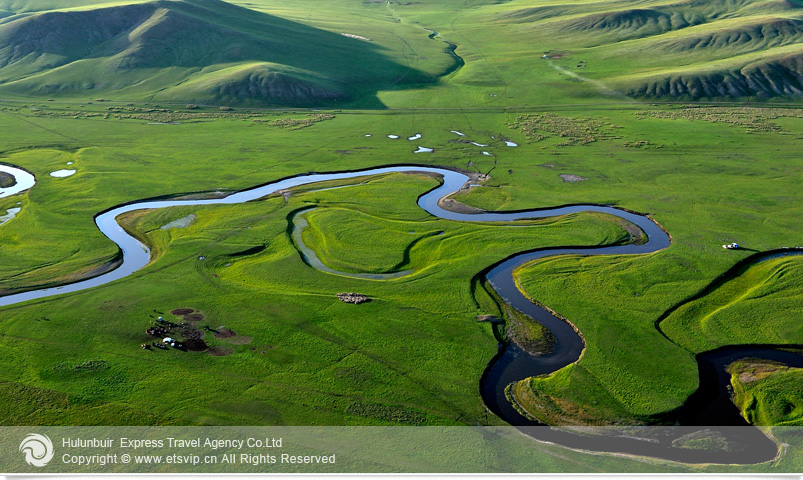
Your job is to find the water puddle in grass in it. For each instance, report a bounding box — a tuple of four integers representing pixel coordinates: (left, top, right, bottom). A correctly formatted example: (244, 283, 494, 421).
(50, 169, 76, 178)
(505, 141, 518, 147)
(450, 130, 465, 136)
(413, 146, 433, 153)
(0, 165, 36, 199)
(482, 151, 493, 156)
(160, 214, 196, 230)
(0, 207, 20, 226)
(754, 250, 803, 263)
(387, 135, 399, 139)
(470, 142, 488, 147)
(408, 134, 422, 140)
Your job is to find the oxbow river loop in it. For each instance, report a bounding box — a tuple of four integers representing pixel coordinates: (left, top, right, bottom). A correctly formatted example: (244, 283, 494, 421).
(0, 164, 797, 464)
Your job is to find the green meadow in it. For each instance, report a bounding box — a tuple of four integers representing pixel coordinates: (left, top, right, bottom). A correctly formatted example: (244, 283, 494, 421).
(0, 0, 802, 471)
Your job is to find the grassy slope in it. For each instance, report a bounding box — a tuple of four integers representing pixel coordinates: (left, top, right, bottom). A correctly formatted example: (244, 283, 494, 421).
(661, 255, 803, 352)
(5, 0, 803, 110)
(0, 0, 148, 12)
(729, 358, 803, 425)
(388, 0, 803, 102)
(0, 0, 455, 107)
(512, 254, 803, 423)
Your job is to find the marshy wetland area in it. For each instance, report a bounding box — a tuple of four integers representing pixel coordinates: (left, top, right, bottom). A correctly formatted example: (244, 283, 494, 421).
(0, 0, 802, 473)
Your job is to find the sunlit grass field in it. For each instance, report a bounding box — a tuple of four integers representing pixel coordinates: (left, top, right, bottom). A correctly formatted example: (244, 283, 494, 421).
(0, 0, 802, 471)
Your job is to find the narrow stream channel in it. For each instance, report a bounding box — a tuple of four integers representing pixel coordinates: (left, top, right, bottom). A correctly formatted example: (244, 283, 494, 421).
(0, 164, 798, 464)
(0, 164, 36, 199)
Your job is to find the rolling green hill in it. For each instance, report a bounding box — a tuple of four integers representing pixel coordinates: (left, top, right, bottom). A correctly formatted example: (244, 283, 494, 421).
(5, 0, 803, 104)
(728, 358, 803, 426)
(0, 0, 451, 106)
(472, 0, 803, 100)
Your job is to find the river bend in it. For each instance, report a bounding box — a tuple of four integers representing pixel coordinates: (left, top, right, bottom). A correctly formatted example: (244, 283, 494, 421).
(0, 164, 796, 464)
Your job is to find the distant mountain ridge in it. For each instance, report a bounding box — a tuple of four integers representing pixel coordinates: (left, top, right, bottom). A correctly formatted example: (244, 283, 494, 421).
(494, 0, 803, 100)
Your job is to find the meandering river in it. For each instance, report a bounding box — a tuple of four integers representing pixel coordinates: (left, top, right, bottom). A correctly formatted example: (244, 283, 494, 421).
(0, 164, 799, 464)
(0, 164, 35, 199)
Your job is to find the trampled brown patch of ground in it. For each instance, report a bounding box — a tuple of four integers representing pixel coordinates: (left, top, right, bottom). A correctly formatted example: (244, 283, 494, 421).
(438, 196, 485, 214)
(208, 345, 234, 356)
(170, 308, 195, 316)
(215, 328, 237, 339)
(225, 335, 253, 345)
(183, 338, 208, 351)
(181, 327, 205, 340)
(560, 174, 588, 183)
(337, 292, 371, 304)
(731, 359, 788, 384)
(183, 313, 204, 322)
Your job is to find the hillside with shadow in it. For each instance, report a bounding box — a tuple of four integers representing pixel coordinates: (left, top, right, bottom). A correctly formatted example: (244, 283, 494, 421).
(0, 0, 438, 107)
(488, 0, 803, 100)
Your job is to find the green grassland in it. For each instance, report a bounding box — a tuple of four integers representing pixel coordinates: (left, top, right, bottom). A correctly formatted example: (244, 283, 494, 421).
(0, 149, 633, 423)
(1, 99, 801, 433)
(297, 200, 630, 276)
(509, 252, 803, 425)
(0, 148, 121, 294)
(0, 0, 802, 471)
